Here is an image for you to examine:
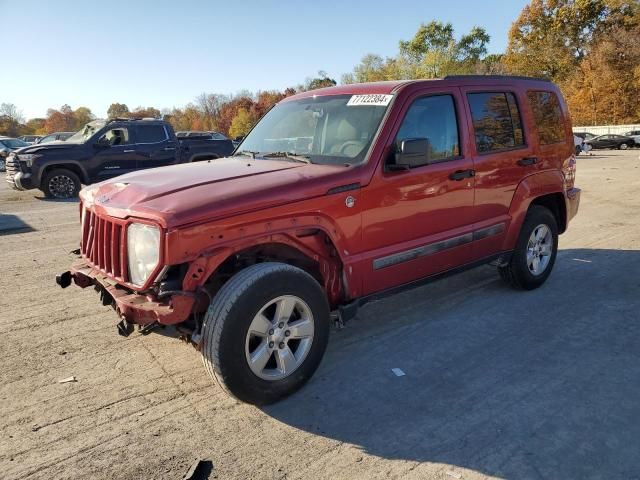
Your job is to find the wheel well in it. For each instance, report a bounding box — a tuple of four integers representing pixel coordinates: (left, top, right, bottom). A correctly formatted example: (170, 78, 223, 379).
(191, 154, 219, 162)
(204, 243, 325, 295)
(530, 193, 567, 233)
(41, 164, 86, 185)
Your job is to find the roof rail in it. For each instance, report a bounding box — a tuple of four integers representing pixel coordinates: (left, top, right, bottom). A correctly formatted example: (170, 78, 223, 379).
(106, 117, 162, 123)
(444, 74, 551, 82)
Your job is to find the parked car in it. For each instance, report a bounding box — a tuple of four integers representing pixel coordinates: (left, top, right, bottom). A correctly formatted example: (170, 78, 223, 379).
(56, 76, 580, 404)
(573, 134, 584, 155)
(584, 134, 635, 150)
(6, 118, 235, 198)
(622, 130, 640, 145)
(37, 132, 75, 144)
(18, 135, 43, 144)
(573, 132, 595, 141)
(0, 137, 30, 171)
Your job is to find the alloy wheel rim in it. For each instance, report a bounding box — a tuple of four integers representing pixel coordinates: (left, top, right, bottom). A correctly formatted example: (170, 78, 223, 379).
(526, 224, 553, 275)
(49, 175, 75, 198)
(244, 295, 314, 381)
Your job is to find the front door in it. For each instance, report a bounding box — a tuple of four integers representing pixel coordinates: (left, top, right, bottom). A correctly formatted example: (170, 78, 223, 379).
(92, 127, 140, 180)
(359, 89, 475, 296)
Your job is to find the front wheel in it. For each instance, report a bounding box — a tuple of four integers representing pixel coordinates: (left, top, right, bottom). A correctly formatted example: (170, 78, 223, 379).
(42, 168, 81, 198)
(201, 262, 330, 405)
(498, 205, 558, 290)
(619, 143, 629, 150)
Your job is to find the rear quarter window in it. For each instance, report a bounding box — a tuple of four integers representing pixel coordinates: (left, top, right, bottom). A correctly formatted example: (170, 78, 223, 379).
(527, 91, 566, 145)
(467, 92, 525, 153)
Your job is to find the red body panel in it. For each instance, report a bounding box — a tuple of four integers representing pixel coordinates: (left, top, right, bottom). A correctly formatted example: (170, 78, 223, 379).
(70, 77, 580, 326)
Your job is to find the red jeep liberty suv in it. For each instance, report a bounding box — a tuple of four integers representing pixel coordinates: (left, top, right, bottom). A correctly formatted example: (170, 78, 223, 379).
(57, 76, 580, 404)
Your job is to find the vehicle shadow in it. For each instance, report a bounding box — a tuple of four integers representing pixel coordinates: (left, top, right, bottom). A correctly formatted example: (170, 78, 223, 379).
(34, 196, 79, 203)
(263, 248, 640, 478)
(0, 214, 35, 235)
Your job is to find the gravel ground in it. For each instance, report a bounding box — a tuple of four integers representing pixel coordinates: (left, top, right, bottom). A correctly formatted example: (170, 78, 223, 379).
(1, 150, 639, 480)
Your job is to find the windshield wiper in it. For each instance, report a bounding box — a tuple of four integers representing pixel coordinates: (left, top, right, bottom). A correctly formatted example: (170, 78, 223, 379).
(234, 150, 258, 159)
(261, 151, 312, 164)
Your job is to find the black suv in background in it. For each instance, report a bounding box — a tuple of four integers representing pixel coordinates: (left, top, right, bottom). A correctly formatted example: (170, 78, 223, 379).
(6, 118, 235, 198)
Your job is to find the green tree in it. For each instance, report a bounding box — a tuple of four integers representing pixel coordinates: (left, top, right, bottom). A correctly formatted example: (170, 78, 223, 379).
(304, 71, 337, 91)
(229, 108, 255, 138)
(24, 118, 47, 135)
(0, 103, 24, 136)
(343, 21, 491, 82)
(73, 107, 94, 129)
(107, 103, 130, 118)
(130, 106, 161, 119)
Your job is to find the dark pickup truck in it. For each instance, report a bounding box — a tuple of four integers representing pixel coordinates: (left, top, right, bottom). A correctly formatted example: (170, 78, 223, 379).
(5, 118, 235, 198)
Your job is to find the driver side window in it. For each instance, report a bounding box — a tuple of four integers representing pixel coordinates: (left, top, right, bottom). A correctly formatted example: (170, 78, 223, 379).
(395, 95, 460, 166)
(99, 128, 130, 146)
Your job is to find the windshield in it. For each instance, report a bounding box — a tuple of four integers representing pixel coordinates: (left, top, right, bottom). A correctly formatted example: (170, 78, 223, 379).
(236, 94, 392, 166)
(66, 120, 106, 144)
(2, 138, 29, 149)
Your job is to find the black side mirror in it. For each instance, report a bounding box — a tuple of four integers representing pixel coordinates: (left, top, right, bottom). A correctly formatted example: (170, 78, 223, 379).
(388, 138, 430, 171)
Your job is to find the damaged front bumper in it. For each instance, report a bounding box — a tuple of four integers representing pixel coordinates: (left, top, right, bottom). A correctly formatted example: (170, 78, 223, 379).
(57, 259, 196, 335)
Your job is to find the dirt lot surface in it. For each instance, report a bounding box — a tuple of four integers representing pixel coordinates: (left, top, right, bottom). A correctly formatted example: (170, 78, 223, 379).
(1, 150, 639, 480)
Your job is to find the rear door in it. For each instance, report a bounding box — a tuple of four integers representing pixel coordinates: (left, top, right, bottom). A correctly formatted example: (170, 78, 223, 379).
(92, 126, 140, 180)
(460, 87, 535, 260)
(134, 124, 179, 170)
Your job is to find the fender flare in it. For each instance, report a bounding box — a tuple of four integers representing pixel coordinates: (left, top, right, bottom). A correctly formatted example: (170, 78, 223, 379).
(502, 170, 565, 250)
(174, 223, 347, 307)
(39, 161, 89, 185)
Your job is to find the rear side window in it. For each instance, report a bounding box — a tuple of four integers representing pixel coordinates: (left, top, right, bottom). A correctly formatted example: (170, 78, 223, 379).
(468, 92, 524, 153)
(136, 125, 167, 143)
(395, 94, 460, 164)
(527, 91, 565, 145)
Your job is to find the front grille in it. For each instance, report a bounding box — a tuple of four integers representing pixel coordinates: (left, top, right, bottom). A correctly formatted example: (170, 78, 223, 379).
(80, 206, 127, 282)
(5, 154, 21, 187)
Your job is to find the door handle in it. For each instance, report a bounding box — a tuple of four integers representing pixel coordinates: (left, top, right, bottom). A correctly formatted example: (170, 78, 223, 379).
(163, 147, 176, 151)
(123, 149, 135, 153)
(449, 169, 475, 181)
(518, 156, 538, 166)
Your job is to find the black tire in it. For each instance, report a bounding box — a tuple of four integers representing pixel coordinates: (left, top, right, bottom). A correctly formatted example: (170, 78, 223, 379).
(42, 168, 81, 198)
(619, 143, 629, 150)
(575, 145, 582, 155)
(201, 262, 330, 405)
(498, 205, 558, 290)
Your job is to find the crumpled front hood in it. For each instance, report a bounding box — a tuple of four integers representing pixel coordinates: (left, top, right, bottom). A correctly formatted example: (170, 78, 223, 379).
(81, 157, 348, 228)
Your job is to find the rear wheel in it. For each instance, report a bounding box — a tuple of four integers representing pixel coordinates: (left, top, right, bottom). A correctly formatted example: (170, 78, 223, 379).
(201, 262, 330, 405)
(498, 205, 558, 290)
(42, 168, 81, 199)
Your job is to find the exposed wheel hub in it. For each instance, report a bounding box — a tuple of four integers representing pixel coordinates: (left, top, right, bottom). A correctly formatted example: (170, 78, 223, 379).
(244, 295, 315, 381)
(526, 224, 553, 275)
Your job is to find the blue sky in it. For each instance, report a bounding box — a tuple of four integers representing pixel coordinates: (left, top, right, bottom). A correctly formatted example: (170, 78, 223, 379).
(1, 0, 528, 120)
